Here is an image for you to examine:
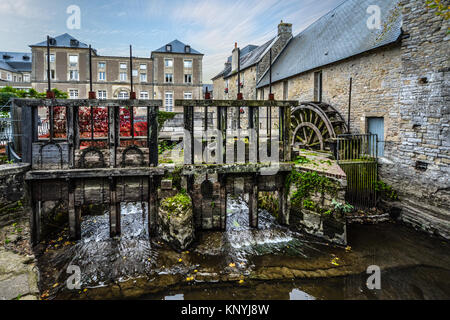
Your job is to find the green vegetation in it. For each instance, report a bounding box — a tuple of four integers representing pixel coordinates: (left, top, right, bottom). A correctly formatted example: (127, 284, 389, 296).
(0, 86, 68, 106)
(158, 111, 176, 132)
(160, 192, 192, 219)
(331, 199, 354, 214)
(294, 156, 311, 165)
(286, 170, 337, 208)
(158, 140, 176, 155)
(375, 180, 399, 201)
(258, 192, 279, 218)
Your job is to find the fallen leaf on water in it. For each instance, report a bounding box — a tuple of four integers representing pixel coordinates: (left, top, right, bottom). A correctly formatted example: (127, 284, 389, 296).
(52, 283, 59, 288)
(345, 246, 352, 252)
(178, 258, 183, 262)
(238, 280, 244, 284)
(229, 263, 236, 268)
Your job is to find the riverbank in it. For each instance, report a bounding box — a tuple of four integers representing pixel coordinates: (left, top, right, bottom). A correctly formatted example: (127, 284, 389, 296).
(0, 216, 40, 300)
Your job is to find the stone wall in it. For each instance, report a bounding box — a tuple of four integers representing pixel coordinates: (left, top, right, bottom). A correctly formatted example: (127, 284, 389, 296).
(287, 166, 348, 245)
(258, 43, 403, 143)
(379, 0, 450, 239)
(0, 164, 30, 227)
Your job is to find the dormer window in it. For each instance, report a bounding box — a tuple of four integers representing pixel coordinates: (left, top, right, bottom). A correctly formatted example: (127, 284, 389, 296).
(70, 39, 79, 47)
(23, 56, 30, 61)
(185, 45, 191, 53)
(166, 44, 172, 52)
(49, 38, 56, 46)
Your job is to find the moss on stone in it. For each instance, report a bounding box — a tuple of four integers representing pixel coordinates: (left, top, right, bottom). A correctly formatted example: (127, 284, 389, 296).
(160, 192, 192, 219)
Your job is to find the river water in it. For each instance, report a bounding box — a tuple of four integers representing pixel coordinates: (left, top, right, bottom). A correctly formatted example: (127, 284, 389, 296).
(36, 198, 450, 300)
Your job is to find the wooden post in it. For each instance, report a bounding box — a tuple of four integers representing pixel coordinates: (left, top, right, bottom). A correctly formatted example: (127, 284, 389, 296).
(109, 177, 121, 237)
(148, 176, 158, 236)
(184, 106, 194, 164)
(20, 104, 33, 164)
(67, 106, 75, 168)
(284, 106, 292, 162)
(249, 174, 259, 228)
(278, 180, 289, 225)
(219, 174, 227, 230)
(68, 179, 81, 240)
(148, 106, 158, 166)
(109, 106, 119, 168)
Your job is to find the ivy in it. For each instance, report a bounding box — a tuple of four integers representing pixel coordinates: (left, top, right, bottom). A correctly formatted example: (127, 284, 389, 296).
(286, 170, 338, 207)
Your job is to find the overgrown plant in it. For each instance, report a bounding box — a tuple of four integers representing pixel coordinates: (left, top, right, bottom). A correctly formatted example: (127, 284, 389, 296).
(375, 180, 399, 201)
(331, 199, 354, 214)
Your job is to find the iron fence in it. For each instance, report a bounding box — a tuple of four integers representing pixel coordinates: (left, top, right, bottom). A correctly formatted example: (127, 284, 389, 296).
(336, 134, 378, 209)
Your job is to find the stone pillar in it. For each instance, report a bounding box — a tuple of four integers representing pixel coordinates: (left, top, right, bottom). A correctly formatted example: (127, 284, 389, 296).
(278, 183, 289, 225)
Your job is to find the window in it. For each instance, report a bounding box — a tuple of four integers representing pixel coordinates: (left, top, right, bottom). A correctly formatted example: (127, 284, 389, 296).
(140, 73, 147, 82)
(165, 92, 173, 112)
(7, 73, 11, 81)
(164, 59, 173, 68)
(314, 71, 322, 102)
(69, 70, 78, 81)
(166, 45, 172, 52)
(69, 90, 78, 99)
(184, 60, 193, 68)
(13, 76, 16, 82)
(98, 90, 107, 100)
(140, 91, 149, 99)
(23, 74, 30, 82)
(51, 70, 55, 80)
(140, 64, 147, 70)
(165, 73, 173, 83)
(184, 92, 192, 100)
(69, 55, 78, 67)
(118, 91, 129, 99)
(132, 70, 138, 77)
(184, 45, 191, 53)
(120, 63, 127, 69)
(98, 62, 106, 69)
(184, 74, 192, 84)
(46, 54, 55, 63)
(120, 72, 127, 81)
(98, 72, 106, 81)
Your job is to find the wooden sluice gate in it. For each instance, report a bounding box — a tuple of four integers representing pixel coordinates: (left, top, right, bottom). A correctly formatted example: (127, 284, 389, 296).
(13, 97, 310, 246)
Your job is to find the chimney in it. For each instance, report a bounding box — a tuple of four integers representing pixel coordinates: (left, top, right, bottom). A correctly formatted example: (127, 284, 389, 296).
(232, 42, 239, 73)
(278, 20, 292, 40)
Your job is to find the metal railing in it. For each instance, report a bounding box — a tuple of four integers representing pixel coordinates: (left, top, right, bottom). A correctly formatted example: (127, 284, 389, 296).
(336, 134, 378, 209)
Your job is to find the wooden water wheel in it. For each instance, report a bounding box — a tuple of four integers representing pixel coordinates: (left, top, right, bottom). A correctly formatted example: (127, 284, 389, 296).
(291, 102, 348, 151)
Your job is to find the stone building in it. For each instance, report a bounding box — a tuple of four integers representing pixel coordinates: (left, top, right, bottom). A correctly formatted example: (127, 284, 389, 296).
(0, 52, 32, 90)
(214, 0, 449, 238)
(29, 34, 203, 112)
(212, 21, 293, 101)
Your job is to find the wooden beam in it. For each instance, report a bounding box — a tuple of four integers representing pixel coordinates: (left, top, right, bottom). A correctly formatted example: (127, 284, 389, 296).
(175, 99, 298, 108)
(11, 98, 163, 108)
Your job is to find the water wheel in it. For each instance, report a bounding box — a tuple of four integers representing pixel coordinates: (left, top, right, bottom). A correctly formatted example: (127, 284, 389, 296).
(291, 102, 348, 151)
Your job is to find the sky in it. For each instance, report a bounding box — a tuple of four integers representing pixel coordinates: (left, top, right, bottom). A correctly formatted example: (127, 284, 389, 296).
(0, 0, 343, 83)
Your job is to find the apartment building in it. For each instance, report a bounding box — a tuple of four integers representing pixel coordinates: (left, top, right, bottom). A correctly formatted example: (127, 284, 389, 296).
(151, 40, 203, 112)
(29, 34, 203, 111)
(0, 52, 32, 90)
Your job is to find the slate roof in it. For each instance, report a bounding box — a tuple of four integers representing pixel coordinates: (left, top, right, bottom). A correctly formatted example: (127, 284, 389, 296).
(153, 40, 202, 55)
(0, 52, 32, 73)
(214, 39, 278, 81)
(258, 0, 402, 88)
(30, 33, 89, 49)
